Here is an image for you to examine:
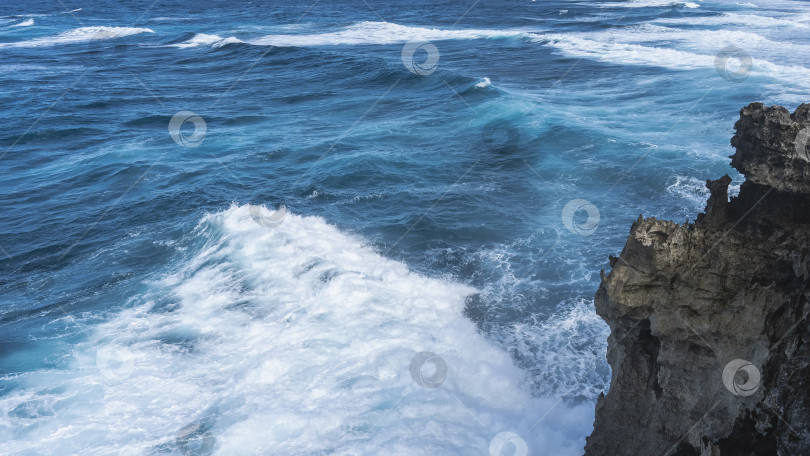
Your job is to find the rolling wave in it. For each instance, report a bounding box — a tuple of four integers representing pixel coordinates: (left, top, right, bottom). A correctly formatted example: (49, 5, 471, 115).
(169, 33, 245, 48)
(171, 21, 534, 49)
(0, 26, 153, 48)
(246, 21, 533, 46)
(651, 12, 810, 29)
(596, 0, 701, 8)
(167, 20, 808, 91)
(536, 32, 810, 87)
(0, 205, 593, 455)
(10, 19, 34, 27)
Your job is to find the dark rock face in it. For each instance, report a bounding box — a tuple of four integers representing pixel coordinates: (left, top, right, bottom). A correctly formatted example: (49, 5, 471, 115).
(584, 103, 810, 456)
(731, 103, 810, 194)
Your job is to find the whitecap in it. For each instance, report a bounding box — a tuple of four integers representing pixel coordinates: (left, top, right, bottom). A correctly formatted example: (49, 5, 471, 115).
(171, 22, 535, 49)
(666, 175, 710, 208)
(609, 0, 701, 7)
(0, 205, 595, 455)
(170, 33, 245, 48)
(533, 31, 810, 88)
(10, 18, 34, 27)
(247, 21, 532, 47)
(0, 26, 154, 48)
(652, 11, 810, 29)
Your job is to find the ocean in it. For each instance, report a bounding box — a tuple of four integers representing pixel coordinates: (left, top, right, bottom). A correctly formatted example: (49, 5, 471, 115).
(1, 0, 808, 454)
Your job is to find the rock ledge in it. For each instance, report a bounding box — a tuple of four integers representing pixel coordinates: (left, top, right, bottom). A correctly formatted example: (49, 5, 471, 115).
(584, 103, 810, 456)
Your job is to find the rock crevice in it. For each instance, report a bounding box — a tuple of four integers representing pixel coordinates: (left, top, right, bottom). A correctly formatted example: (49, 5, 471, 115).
(584, 103, 810, 456)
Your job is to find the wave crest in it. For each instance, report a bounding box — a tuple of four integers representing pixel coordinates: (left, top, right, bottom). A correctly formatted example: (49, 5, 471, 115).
(0, 26, 153, 48)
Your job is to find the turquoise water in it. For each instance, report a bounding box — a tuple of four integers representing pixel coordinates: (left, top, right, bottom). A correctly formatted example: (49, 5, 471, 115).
(1, 0, 808, 454)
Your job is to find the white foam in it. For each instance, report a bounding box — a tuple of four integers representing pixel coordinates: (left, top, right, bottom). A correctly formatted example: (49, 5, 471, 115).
(171, 22, 534, 50)
(167, 19, 810, 90)
(0, 13, 49, 19)
(537, 22, 810, 64)
(590, 23, 809, 56)
(502, 299, 610, 399)
(171, 33, 245, 48)
(247, 21, 530, 46)
(666, 175, 710, 209)
(603, 0, 701, 7)
(475, 77, 491, 88)
(535, 29, 810, 87)
(0, 26, 153, 48)
(0, 205, 594, 455)
(10, 18, 34, 27)
(539, 33, 710, 69)
(652, 12, 810, 29)
(150, 16, 197, 22)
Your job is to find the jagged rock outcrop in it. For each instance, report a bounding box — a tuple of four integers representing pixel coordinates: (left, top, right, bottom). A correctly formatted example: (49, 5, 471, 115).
(584, 103, 810, 456)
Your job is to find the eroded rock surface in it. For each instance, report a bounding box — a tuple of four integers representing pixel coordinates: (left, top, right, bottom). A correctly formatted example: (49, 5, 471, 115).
(584, 103, 810, 456)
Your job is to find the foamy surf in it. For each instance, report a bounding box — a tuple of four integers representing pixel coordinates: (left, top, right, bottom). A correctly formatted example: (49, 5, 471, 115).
(605, 0, 701, 7)
(168, 20, 810, 91)
(246, 21, 532, 46)
(475, 77, 492, 88)
(10, 19, 34, 27)
(535, 32, 810, 88)
(651, 12, 810, 29)
(170, 33, 245, 48)
(0, 26, 154, 48)
(0, 205, 593, 455)
(666, 175, 711, 209)
(171, 22, 534, 49)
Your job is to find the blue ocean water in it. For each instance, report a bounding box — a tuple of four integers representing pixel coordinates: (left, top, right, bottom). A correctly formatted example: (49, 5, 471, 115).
(1, 0, 808, 454)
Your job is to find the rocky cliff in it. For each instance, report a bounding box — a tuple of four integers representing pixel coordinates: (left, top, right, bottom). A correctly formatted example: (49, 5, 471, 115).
(584, 103, 810, 456)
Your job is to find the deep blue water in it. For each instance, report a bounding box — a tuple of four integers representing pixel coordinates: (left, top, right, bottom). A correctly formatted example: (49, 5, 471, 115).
(1, 0, 808, 454)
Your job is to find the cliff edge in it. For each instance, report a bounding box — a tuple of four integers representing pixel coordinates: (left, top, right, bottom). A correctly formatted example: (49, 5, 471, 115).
(585, 103, 810, 456)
